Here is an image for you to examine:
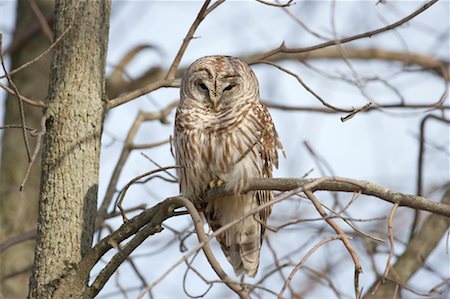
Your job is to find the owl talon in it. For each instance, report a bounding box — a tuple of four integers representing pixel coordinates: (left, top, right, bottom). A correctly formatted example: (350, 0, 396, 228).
(209, 180, 216, 189)
(209, 179, 224, 189)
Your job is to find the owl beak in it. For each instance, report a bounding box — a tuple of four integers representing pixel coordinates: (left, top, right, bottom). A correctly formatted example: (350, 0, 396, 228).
(210, 93, 219, 110)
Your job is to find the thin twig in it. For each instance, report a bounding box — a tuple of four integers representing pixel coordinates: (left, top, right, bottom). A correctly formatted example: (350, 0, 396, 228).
(107, 79, 179, 109)
(27, 0, 53, 41)
(20, 115, 47, 191)
(254, 0, 439, 61)
(258, 60, 353, 113)
(304, 190, 362, 271)
(255, 0, 294, 7)
(259, 60, 372, 120)
(165, 0, 224, 80)
(383, 203, 399, 281)
(1, 25, 73, 79)
(97, 102, 178, 223)
(0, 229, 37, 254)
(246, 177, 450, 217)
(0, 34, 31, 161)
(0, 81, 45, 107)
(264, 102, 450, 114)
(278, 236, 341, 298)
(116, 165, 181, 222)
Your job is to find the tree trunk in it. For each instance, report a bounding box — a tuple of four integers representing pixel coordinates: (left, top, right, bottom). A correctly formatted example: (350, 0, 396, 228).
(28, 1, 110, 298)
(0, 1, 53, 298)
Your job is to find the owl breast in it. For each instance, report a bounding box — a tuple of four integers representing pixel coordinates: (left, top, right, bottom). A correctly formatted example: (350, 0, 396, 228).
(174, 107, 264, 201)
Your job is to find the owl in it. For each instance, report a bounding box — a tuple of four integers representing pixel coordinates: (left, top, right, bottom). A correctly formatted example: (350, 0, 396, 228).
(174, 56, 283, 277)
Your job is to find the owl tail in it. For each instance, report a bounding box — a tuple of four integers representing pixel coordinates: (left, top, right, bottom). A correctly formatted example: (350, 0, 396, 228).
(206, 193, 262, 277)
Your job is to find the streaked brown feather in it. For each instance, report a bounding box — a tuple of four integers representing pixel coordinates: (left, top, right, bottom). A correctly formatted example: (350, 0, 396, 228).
(174, 56, 283, 277)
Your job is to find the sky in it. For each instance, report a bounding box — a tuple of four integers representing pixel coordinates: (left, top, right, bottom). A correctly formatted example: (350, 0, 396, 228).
(1, 0, 449, 298)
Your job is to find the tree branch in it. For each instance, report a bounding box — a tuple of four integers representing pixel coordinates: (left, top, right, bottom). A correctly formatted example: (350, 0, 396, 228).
(54, 176, 449, 297)
(363, 187, 450, 298)
(253, 0, 439, 61)
(244, 177, 450, 217)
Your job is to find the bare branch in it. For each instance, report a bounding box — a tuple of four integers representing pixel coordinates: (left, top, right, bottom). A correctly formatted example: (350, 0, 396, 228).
(55, 177, 449, 297)
(254, 0, 439, 61)
(304, 190, 362, 294)
(165, 0, 224, 80)
(0, 229, 36, 254)
(364, 188, 450, 298)
(0, 34, 32, 161)
(246, 177, 450, 217)
(27, 0, 53, 41)
(106, 79, 179, 109)
(257, 60, 357, 113)
(19, 114, 47, 191)
(0, 81, 45, 107)
(278, 236, 342, 298)
(1, 25, 73, 80)
(97, 102, 178, 223)
(417, 114, 450, 196)
(255, 0, 294, 8)
(264, 102, 450, 114)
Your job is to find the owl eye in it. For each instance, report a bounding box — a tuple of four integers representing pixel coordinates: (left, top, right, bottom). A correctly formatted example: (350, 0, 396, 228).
(223, 84, 235, 91)
(198, 82, 208, 91)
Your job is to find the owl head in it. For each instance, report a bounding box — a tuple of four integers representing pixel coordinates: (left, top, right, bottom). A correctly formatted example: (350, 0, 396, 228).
(180, 56, 260, 111)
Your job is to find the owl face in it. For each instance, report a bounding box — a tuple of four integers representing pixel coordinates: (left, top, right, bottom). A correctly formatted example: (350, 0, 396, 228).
(180, 56, 259, 111)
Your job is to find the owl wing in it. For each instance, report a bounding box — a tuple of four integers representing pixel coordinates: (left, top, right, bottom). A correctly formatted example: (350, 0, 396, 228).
(254, 103, 284, 242)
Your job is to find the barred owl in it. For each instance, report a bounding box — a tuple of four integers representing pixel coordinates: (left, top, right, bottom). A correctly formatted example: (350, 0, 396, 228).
(174, 56, 283, 277)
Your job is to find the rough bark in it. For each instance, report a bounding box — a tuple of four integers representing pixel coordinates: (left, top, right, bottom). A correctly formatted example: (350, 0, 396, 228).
(0, 1, 53, 298)
(28, 1, 111, 298)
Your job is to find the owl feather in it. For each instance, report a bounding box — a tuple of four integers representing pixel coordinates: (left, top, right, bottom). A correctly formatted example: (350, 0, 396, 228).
(174, 56, 283, 277)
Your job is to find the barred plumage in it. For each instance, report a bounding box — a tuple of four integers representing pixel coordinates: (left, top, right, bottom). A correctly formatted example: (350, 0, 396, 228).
(174, 56, 283, 277)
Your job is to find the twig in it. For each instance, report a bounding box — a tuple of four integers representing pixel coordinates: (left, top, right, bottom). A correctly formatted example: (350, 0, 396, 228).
(304, 190, 362, 270)
(266, 238, 294, 297)
(182, 251, 214, 298)
(140, 152, 178, 182)
(258, 60, 353, 113)
(264, 102, 450, 114)
(340, 102, 372, 122)
(0, 34, 31, 161)
(27, 0, 53, 41)
(97, 102, 178, 223)
(0, 81, 45, 107)
(259, 60, 372, 121)
(19, 115, 47, 191)
(364, 189, 450, 298)
(130, 139, 170, 150)
(165, 0, 224, 80)
(1, 264, 33, 281)
(255, 0, 294, 7)
(1, 25, 73, 79)
(411, 114, 450, 241)
(0, 229, 37, 254)
(254, 0, 439, 61)
(57, 178, 449, 297)
(383, 203, 399, 281)
(246, 177, 450, 217)
(116, 166, 180, 222)
(280, 3, 329, 40)
(156, 197, 250, 299)
(417, 115, 450, 196)
(106, 0, 226, 110)
(107, 79, 179, 109)
(278, 236, 341, 298)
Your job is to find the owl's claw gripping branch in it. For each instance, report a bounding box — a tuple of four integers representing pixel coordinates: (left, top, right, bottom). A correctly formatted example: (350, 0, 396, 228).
(209, 179, 224, 189)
